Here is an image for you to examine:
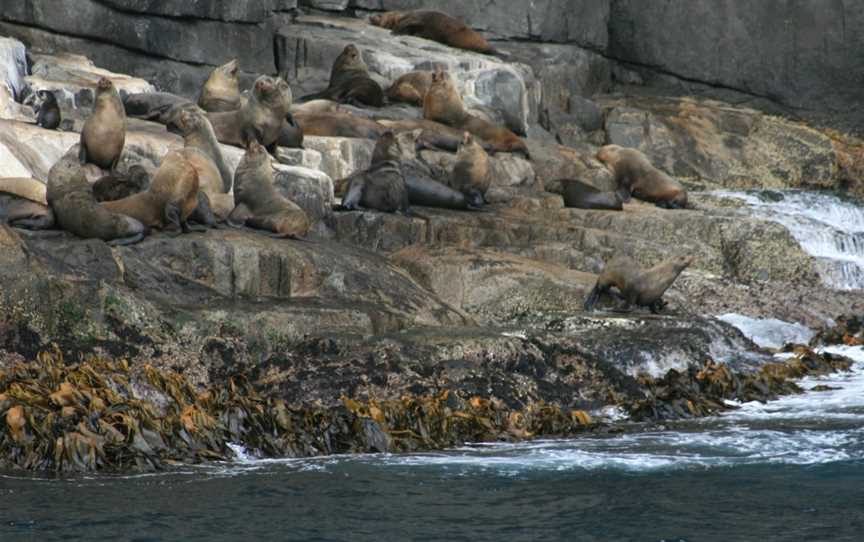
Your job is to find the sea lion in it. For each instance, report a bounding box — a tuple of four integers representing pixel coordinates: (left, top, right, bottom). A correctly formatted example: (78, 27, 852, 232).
(298, 45, 385, 108)
(451, 132, 490, 204)
(374, 132, 484, 210)
(277, 112, 304, 149)
(0, 177, 54, 229)
(167, 107, 233, 193)
(35, 90, 61, 130)
(207, 76, 292, 154)
(339, 160, 410, 214)
(198, 59, 242, 113)
(294, 111, 387, 139)
(385, 71, 433, 106)
(102, 151, 201, 233)
(423, 69, 528, 157)
(370, 11, 501, 56)
(124, 92, 191, 123)
(80, 78, 127, 170)
(47, 146, 145, 245)
(583, 255, 694, 313)
(560, 179, 623, 211)
(290, 99, 340, 116)
(92, 165, 151, 202)
(230, 141, 310, 238)
(378, 119, 496, 154)
(596, 145, 688, 209)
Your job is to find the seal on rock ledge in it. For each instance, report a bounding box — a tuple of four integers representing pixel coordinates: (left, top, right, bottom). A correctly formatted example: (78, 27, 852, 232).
(340, 160, 411, 214)
(298, 45, 384, 108)
(584, 255, 694, 314)
(198, 59, 242, 113)
(559, 179, 623, 211)
(79, 78, 126, 170)
(0, 178, 55, 230)
(596, 145, 688, 209)
(370, 10, 502, 57)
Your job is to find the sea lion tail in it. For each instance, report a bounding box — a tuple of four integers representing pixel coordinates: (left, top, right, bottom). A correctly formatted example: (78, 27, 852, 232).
(583, 285, 601, 311)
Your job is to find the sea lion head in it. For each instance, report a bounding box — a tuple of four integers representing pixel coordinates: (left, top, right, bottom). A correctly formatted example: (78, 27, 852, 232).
(219, 59, 239, 77)
(335, 44, 367, 72)
(243, 139, 270, 165)
(96, 77, 115, 93)
(672, 254, 695, 273)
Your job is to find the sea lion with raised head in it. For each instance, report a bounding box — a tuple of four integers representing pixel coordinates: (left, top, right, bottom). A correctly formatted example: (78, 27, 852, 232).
(198, 59, 242, 113)
(208, 76, 292, 154)
(560, 179, 623, 211)
(596, 145, 688, 209)
(167, 107, 233, 193)
(385, 71, 433, 106)
(102, 151, 201, 233)
(35, 90, 61, 130)
(229, 141, 310, 238)
(584, 255, 694, 313)
(0, 177, 55, 229)
(370, 11, 501, 56)
(47, 146, 146, 245)
(80, 78, 127, 170)
(298, 45, 384, 108)
(451, 132, 490, 204)
(423, 69, 528, 157)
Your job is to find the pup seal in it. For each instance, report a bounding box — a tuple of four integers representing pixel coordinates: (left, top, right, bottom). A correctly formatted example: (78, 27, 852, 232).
(198, 59, 242, 113)
(423, 69, 528, 157)
(584, 255, 694, 313)
(298, 45, 384, 108)
(102, 150, 201, 233)
(35, 90, 61, 130)
(92, 165, 151, 202)
(340, 160, 410, 214)
(559, 179, 623, 211)
(230, 141, 310, 238)
(0, 177, 55, 229)
(370, 11, 501, 56)
(385, 71, 433, 106)
(596, 145, 688, 209)
(208, 76, 292, 154)
(47, 146, 145, 245)
(451, 132, 490, 204)
(80, 78, 127, 170)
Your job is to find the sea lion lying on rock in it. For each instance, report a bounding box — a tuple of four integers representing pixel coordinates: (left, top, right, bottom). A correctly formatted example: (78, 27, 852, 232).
(123, 92, 191, 123)
(339, 159, 411, 214)
(596, 145, 688, 209)
(80, 78, 126, 170)
(298, 45, 384, 108)
(559, 179, 623, 211)
(47, 146, 146, 245)
(0, 178, 55, 230)
(230, 141, 310, 238)
(370, 11, 502, 56)
(423, 68, 528, 157)
(584, 255, 694, 314)
(198, 59, 242, 113)
(295, 111, 387, 139)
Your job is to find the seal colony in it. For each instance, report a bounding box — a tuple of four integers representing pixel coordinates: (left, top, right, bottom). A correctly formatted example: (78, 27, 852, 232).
(14, 6, 695, 318)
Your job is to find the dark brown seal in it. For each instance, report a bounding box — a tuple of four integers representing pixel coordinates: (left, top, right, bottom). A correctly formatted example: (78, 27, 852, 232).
(102, 151, 201, 233)
(596, 145, 688, 209)
(370, 11, 500, 56)
(207, 76, 292, 154)
(79, 78, 127, 170)
(294, 111, 387, 139)
(277, 112, 304, 149)
(229, 141, 310, 238)
(123, 92, 191, 123)
(298, 45, 384, 108)
(423, 69, 528, 157)
(0, 177, 54, 230)
(385, 71, 433, 106)
(559, 179, 623, 211)
(198, 59, 242, 113)
(47, 146, 146, 245)
(451, 132, 490, 204)
(584, 255, 694, 313)
(92, 165, 151, 202)
(35, 90, 61, 130)
(340, 160, 410, 214)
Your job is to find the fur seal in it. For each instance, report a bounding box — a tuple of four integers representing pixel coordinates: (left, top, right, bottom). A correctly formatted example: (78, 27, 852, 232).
(584, 255, 694, 313)
(378, 119, 496, 154)
(230, 141, 310, 238)
(80, 78, 127, 170)
(102, 151, 201, 233)
(596, 145, 688, 209)
(92, 165, 151, 202)
(294, 111, 387, 139)
(560, 179, 623, 211)
(340, 160, 410, 214)
(290, 99, 340, 116)
(198, 59, 242, 113)
(167, 107, 233, 193)
(451, 132, 490, 204)
(47, 147, 146, 245)
(123, 92, 191, 123)
(298, 45, 384, 108)
(35, 90, 61, 130)
(277, 112, 304, 149)
(0, 177, 54, 229)
(370, 11, 501, 56)
(208, 76, 292, 154)
(385, 71, 433, 106)
(423, 69, 528, 157)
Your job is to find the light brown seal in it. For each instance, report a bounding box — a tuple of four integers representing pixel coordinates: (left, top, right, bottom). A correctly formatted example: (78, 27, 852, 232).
(451, 132, 490, 204)
(294, 111, 387, 139)
(229, 141, 310, 238)
(370, 11, 501, 56)
(79, 77, 126, 170)
(423, 69, 528, 157)
(298, 45, 384, 108)
(0, 177, 54, 230)
(102, 151, 201, 233)
(385, 71, 433, 106)
(198, 59, 242, 113)
(168, 107, 233, 194)
(584, 255, 694, 313)
(596, 145, 688, 209)
(207, 76, 292, 154)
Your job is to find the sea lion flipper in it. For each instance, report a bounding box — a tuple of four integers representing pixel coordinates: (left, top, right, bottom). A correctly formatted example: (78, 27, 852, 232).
(583, 286, 601, 311)
(106, 232, 146, 246)
(191, 191, 218, 227)
(341, 179, 364, 210)
(616, 187, 632, 203)
(78, 139, 88, 165)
